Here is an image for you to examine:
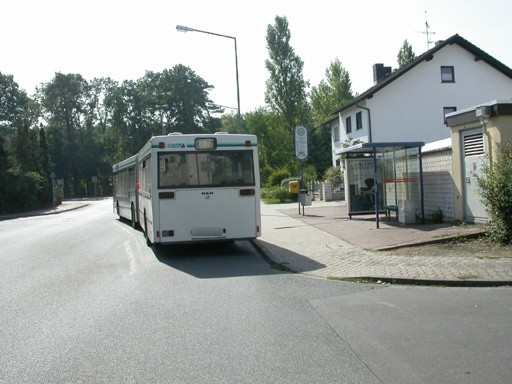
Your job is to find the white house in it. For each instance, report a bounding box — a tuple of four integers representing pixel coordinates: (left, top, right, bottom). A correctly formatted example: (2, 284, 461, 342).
(327, 34, 512, 166)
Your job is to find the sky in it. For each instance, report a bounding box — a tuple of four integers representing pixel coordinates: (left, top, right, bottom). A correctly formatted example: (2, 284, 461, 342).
(2, 0, 512, 114)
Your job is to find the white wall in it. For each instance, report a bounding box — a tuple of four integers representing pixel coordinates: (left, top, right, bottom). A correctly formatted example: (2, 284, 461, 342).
(369, 45, 512, 143)
(331, 43, 512, 166)
(422, 148, 454, 221)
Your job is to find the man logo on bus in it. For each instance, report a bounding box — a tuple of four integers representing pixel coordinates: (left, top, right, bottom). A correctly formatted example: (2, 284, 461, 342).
(202, 191, 214, 199)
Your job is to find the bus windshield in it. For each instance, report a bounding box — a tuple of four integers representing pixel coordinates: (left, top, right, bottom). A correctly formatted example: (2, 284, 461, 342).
(158, 150, 255, 188)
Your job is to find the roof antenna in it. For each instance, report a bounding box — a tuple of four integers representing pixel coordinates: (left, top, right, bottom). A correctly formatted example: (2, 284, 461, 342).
(416, 10, 436, 50)
(421, 10, 436, 50)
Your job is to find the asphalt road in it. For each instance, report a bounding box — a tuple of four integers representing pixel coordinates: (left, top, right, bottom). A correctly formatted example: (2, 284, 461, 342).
(1, 198, 511, 383)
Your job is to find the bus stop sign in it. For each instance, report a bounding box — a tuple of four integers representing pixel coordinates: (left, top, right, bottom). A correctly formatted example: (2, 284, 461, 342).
(294, 126, 308, 160)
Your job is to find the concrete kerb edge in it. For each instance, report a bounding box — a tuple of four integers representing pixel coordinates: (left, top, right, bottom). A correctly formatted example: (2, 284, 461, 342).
(249, 239, 297, 274)
(327, 275, 512, 287)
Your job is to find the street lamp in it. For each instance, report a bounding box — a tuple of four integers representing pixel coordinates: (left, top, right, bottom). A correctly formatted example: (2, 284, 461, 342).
(176, 24, 241, 130)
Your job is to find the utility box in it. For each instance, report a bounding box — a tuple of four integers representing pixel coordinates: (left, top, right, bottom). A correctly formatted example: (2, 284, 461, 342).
(289, 180, 299, 194)
(398, 200, 415, 224)
(299, 189, 312, 206)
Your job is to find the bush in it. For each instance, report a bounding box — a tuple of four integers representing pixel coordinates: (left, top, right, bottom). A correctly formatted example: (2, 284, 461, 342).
(266, 167, 291, 187)
(261, 186, 295, 203)
(431, 208, 444, 224)
(4, 170, 49, 213)
(323, 166, 342, 184)
(476, 140, 512, 244)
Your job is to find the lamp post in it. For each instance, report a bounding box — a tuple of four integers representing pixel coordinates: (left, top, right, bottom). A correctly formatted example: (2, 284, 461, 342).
(176, 24, 241, 130)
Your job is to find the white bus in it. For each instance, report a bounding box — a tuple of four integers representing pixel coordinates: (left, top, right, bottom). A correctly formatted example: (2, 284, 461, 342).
(113, 132, 261, 245)
(112, 154, 138, 228)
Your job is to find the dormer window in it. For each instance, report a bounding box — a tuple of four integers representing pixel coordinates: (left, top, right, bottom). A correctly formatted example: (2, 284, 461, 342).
(441, 66, 455, 83)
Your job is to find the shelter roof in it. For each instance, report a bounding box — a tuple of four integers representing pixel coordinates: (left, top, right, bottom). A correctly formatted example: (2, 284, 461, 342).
(335, 141, 425, 156)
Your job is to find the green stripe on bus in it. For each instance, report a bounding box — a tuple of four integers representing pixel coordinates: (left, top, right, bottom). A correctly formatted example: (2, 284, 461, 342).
(151, 143, 257, 149)
(217, 143, 257, 147)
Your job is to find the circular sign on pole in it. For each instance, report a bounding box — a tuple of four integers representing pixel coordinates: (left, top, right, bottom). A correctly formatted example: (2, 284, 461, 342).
(294, 125, 308, 160)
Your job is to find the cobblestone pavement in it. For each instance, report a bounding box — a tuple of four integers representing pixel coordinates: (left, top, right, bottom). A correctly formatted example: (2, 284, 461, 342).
(253, 200, 512, 286)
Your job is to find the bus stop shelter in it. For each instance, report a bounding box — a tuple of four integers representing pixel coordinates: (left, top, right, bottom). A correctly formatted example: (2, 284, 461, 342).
(336, 142, 425, 228)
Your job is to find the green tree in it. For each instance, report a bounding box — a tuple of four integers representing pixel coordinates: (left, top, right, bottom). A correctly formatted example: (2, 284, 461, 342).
(309, 59, 354, 175)
(0, 133, 10, 213)
(265, 16, 310, 129)
(264, 15, 312, 181)
(310, 58, 354, 128)
(218, 113, 244, 133)
(0, 73, 40, 171)
(476, 140, 512, 244)
(141, 65, 216, 135)
(397, 39, 416, 68)
(245, 108, 292, 184)
(0, 73, 50, 211)
(39, 72, 89, 196)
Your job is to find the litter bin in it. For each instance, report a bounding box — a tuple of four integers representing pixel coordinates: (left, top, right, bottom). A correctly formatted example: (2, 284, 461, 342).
(289, 180, 299, 195)
(299, 189, 312, 206)
(398, 200, 415, 224)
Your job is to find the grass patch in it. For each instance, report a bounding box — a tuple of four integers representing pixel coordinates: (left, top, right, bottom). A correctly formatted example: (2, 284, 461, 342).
(327, 276, 378, 284)
(457, 274, 479, 280)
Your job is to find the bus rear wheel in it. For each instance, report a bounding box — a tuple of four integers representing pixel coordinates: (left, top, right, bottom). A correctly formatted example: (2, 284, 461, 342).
(131, 204, 136, 228)
(144, 212, 152, 246)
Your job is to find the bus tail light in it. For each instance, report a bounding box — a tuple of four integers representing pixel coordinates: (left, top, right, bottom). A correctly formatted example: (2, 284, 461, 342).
(136, 183, 140, 190)
(239, 188, 255, 196)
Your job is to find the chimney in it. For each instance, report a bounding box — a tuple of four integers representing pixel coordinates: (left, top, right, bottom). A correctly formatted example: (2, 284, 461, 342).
(373, 63, 392, 84)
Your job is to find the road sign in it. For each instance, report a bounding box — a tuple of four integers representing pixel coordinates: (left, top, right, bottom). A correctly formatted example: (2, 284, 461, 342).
(294, 126, 308, 160)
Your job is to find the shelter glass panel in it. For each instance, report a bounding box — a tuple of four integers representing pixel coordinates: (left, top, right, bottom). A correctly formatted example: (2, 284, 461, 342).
(346, 158, 384, 214)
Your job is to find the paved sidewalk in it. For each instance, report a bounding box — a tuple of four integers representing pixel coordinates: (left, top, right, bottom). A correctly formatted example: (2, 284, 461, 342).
(253, 200, 512, 286)
(0, 200, 88, 221)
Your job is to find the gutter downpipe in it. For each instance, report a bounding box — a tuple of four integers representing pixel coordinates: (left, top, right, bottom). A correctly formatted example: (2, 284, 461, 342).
(355, 101, 372, 143)
(356, 101, 379, 227)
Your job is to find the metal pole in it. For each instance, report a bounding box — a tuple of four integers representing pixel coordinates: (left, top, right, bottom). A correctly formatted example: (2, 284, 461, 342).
(419, 146, 425, 224)
(176, 25, 241, 131)
(301, 160, 305, 216)
(373, 147, 380, 229)
(233, 37, 241, 130)
(50, 172, 56, 210)
(52, 178, 55, 210)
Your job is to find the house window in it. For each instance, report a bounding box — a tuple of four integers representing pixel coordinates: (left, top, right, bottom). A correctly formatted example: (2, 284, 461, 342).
(441, 66, 455, 83)
(356, 112, 363, 130)
(345, 116, 352, 134)
(443, 106, 457, 123)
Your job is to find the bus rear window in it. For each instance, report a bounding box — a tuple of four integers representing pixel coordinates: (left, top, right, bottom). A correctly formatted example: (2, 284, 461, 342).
(158, 150, 255, 188)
